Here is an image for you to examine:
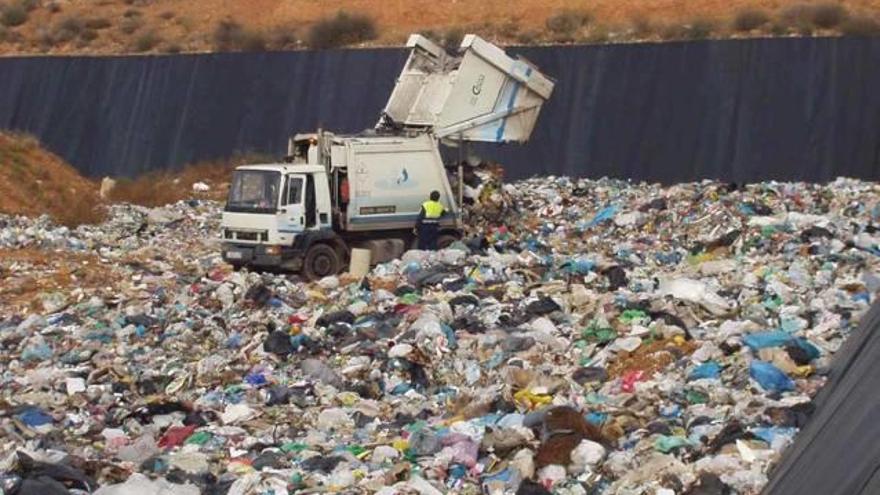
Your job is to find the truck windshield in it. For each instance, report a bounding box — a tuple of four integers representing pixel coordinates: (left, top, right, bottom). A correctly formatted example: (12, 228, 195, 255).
(226, 170, 281, 213)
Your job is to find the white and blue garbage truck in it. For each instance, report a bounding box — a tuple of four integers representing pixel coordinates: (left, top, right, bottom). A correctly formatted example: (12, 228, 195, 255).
(220, 34, 555, 279)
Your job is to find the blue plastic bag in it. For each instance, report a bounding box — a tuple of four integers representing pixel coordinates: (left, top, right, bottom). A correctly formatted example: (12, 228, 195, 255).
(742, 331, 793, 350)
(562, 258, 595, 274)
(21, 343, 53, 362)
(390, 383, 412, 395)
(226, 333, 242, 348)
(290, 334, 311, 351)
(751, 426, 797, 444)
(441, 323, 458, 350)
(688, 361, 722, 381)
(750, 361, 795, 392)
(791, 337, 821, 361)
(244, 372, 267, 387)
(743, 332, 820, 363)
(587, 205, 618, 228)
(17, 407, 53, 427)
(654, 251, 683, 265)
(586, 412, 608, 425)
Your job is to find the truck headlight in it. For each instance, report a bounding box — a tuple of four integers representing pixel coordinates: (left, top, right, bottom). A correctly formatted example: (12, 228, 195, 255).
(265, 245, 281, 256)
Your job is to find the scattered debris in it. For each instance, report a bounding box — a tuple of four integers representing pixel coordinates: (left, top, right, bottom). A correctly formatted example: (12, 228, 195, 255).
(0, 174, 877, 494)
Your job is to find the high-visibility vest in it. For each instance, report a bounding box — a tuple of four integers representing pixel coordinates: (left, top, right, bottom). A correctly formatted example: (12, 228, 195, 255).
(422, 200, 444, 219)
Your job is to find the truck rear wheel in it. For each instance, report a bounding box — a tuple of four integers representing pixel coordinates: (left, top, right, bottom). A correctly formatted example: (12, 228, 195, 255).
(303, 243, 341, 281)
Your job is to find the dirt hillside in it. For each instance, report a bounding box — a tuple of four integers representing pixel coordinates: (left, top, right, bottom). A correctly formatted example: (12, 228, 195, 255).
(0, 131, 246, 226)
(0, 132, 104, 226)
(0, 0, 878, 56)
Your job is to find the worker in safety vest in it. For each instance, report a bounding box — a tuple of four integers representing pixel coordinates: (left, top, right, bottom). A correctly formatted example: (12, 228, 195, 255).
(415, 190, 445, 250)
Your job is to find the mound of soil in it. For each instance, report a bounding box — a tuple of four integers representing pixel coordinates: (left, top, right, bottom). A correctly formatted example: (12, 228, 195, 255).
(0, 132, 104, 226)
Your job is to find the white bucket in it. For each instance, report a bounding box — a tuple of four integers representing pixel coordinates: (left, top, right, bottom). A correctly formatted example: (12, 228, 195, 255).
(349, 248, 371, 278)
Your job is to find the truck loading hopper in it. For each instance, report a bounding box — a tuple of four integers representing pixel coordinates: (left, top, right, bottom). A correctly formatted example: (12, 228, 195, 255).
(380, 34, 555, 144)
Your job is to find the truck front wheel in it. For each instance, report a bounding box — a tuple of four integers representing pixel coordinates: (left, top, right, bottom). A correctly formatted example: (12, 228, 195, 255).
(303, 243, 341, 281)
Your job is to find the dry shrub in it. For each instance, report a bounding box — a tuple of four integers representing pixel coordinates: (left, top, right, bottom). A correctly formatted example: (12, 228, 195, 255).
(733, 8, 770, 32)
(107, 173, 186, 207)
(78, 27, 98, 45)
(84, 17, 111, 30)
(685, 18, 716, 39)
(60, 197, 106, 226)
(47, 17, 87, 44)
(545, 9, 592, 41)
(1, 2, 28, 27)
(515, 29, 540, 45)
(119, 15, 144, 35)
(840, 16, 880, 36)
(585, 25, 610, 43)
(163, 42, 182, 53)
(108, 155, 272, 207)
(630, 15, 654, 38)
(779, 4, 812, 34)
(423, 26, 465, 51)
(306, 11, 377, 49)
(660, 18, 716, 41)
(811, 2, 848, 29)
(445, 27, 466, 50)
(131, 30, 160, 52)
(175, 15, 194, 33)
(768, 21, 790, 35)
(213, 19, 267, 51)
(267, 26, 299, 50)
(496, 20, 520, 41)
(659, 23, 681, 40)
(778, 3, 848, 34)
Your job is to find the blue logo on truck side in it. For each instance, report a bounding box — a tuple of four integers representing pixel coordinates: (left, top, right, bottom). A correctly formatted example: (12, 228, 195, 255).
(375, 167, 418, 190)
(396, 168, 409, 184)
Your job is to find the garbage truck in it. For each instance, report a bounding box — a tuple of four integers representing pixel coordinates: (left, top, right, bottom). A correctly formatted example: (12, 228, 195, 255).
(220, 34, 555, 279)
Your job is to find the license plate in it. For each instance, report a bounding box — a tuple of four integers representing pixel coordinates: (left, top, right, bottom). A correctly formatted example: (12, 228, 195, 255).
(226, 251, 243, 260)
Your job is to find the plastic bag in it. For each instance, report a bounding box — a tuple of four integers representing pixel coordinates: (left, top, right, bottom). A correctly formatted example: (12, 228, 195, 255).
(750, 361, 795, 392)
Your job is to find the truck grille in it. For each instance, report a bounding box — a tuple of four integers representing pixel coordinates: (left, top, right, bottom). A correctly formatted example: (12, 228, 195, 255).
(225, 230, 268, 242)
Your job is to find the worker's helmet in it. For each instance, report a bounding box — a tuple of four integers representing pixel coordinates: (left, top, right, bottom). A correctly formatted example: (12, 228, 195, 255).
(430, 190, 440, 201)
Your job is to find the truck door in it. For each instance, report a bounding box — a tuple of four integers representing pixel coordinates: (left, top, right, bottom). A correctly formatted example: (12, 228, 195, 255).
(305, 174, 317, 228)
(279, 174, 306, 234)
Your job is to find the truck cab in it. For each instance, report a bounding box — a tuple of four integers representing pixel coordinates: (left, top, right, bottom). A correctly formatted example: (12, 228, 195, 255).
(222, 162, 342, 278)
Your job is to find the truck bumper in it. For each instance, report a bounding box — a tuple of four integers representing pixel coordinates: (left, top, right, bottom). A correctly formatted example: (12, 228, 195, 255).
(222, 244, 303, 270)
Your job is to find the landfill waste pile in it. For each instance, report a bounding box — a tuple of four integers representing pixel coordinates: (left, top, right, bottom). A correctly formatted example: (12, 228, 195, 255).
(1, 173, 879, 495)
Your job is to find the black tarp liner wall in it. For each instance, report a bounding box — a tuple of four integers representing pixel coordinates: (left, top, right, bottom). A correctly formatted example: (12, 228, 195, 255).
(0, 37, 879, 182)
(763, 301, 880, 495)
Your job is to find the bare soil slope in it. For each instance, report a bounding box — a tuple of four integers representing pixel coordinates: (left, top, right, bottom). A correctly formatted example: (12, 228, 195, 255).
(0, 132, 244, 225)
(0, 132, 103, 226)
(0, 0, 877, 55)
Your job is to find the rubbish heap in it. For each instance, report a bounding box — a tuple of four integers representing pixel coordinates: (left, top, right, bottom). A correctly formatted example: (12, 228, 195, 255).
(1, 175, 878, 495)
